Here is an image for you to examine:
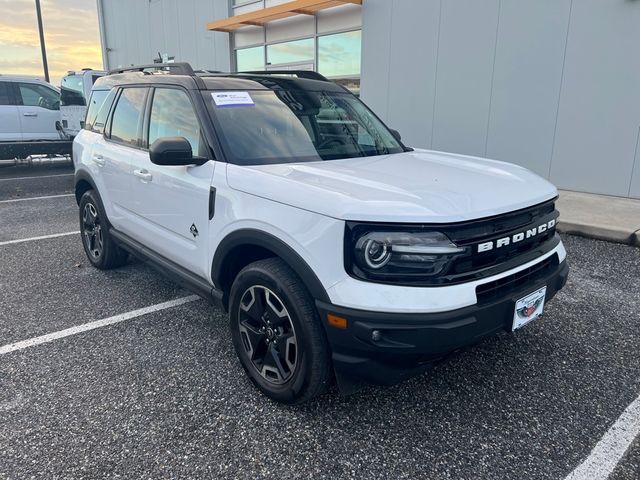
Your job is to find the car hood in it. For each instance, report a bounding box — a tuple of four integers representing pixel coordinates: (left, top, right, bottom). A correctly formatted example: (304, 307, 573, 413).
(226, 148, 558, 223)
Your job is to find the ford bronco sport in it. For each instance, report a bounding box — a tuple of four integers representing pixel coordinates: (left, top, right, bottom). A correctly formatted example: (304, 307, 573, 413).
(73, 63, 569, 404)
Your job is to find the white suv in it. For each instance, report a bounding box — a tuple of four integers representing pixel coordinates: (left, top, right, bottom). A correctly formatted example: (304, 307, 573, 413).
(73, 63, 569, 403)
(0, 75, 61, 142)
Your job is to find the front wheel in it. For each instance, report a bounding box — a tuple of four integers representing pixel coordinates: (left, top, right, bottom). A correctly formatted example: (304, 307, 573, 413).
(229, 258, 332, 404)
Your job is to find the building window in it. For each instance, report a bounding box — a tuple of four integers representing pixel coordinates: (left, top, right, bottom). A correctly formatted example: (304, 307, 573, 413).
(236, 46, 265, 72)
(234, 30, 362, 93)
(267, 38, 314, 67)
(318, 30, 361, 95)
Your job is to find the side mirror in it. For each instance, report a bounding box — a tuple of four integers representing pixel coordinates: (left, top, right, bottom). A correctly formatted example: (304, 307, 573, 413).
(149, 137, 206, 166)
(389, 129, 402, 143)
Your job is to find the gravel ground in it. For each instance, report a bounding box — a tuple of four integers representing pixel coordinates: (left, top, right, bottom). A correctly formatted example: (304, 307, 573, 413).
(0, 166, 638, 479)
(0, 195, 77, 241)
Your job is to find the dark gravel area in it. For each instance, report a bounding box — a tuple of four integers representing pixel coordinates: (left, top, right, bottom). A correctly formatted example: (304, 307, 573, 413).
(0, 164, 74, 200)
(0, 195, 77, 242)
(612, 437, 640, 480)
(0, 169, 638, 479)
(0, 234, 638, 479)
(0, 234, 189, 345)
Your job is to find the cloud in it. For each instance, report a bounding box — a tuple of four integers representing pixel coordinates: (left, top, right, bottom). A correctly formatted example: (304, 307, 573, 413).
(0, 0, 103, 85)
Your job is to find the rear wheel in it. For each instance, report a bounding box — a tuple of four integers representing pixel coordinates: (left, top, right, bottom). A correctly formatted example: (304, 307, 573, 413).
(79, 190, 127, 270)
(229, 258, 332, 404)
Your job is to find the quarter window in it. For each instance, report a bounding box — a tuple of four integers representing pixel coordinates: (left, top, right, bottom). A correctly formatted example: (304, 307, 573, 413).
(85, 89, 114, 133)
(17, 83, 59, 110)
(109, 88, 147, 146)
(148, 88, 202, 155)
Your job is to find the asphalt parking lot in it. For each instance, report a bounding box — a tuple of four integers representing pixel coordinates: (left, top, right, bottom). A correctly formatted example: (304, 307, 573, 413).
(0, 164, 639, 479)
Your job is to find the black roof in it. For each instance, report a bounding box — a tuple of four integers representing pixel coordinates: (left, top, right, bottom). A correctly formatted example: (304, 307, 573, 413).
(93, 62, 346, 93)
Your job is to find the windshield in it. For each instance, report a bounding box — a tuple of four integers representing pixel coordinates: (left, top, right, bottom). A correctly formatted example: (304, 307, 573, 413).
(60, 75, 85, 106)
(208, 89, 404, 165)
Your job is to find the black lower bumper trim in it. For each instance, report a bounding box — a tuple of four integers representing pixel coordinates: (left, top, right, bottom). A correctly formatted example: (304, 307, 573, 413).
(318, 257, 569, 387)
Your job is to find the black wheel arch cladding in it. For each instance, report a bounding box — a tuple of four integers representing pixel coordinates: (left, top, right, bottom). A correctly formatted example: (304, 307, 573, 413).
(212, 229, 331, 305)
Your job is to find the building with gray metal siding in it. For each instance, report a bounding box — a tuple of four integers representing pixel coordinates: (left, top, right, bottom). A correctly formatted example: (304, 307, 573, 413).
(97, 0, 640, 199)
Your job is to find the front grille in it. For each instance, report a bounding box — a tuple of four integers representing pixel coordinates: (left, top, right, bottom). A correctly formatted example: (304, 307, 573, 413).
(446, 200, 557, 274)
(475, 254, 558, 304)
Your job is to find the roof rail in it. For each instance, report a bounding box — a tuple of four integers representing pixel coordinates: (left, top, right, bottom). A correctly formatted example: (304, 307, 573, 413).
(241, 70, 330, 82)
(108, 62, 195, 76)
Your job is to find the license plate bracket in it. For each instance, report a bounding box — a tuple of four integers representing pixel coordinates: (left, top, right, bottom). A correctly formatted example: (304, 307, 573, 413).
(512, 286, 547, 331)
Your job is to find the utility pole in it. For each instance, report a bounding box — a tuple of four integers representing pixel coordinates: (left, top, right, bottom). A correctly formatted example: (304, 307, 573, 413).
(35, 0, 50, 83)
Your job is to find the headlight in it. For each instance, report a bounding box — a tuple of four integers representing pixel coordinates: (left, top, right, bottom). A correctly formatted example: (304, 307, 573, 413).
(347, 228, 468, 284)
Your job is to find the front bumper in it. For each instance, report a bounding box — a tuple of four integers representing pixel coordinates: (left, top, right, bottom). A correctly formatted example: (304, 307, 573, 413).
(317, 257, 569, 387)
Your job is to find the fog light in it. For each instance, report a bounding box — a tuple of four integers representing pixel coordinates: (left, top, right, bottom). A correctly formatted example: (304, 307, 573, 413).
(372, 330, 382, 342)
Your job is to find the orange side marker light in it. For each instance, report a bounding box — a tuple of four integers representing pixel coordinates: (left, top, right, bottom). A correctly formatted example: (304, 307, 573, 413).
(327, 314, 348, 330)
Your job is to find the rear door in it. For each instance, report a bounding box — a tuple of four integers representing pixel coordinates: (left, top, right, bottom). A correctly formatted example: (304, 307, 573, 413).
(16, 81, 61, 140)
(91, 87, 149, 232)
(0, 81, 20, 141)
(129, 86, 215, 277)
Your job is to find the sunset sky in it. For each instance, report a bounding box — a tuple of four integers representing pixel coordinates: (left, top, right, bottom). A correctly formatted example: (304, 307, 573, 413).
(0, 0, 103, 86)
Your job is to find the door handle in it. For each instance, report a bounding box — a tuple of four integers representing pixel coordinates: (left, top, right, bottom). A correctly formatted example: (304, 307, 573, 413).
(23, 112, 38, 117)
(92, 155, 105, 167)
(133, 169, 153, 182)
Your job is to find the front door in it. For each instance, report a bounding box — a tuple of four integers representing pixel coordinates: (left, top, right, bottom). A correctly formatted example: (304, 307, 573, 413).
(15, 82, 61, 141)
(129, 87, 215, 278)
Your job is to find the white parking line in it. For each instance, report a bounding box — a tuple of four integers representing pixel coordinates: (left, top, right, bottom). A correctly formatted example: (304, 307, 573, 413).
(0, 173, 74, 182)
(565, 393, 640, 480)
(0, 231, 79, 246)
(0, 193, 74, 204)
(0, 295, 201, 356)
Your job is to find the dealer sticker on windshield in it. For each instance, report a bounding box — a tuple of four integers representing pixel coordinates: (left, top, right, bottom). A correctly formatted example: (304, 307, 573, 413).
(211, 91, 255, 107)
(512, 286, 546, 331)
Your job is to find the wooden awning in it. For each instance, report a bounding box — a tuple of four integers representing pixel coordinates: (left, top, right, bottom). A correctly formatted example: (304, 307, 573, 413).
(207, 0, 362, 32)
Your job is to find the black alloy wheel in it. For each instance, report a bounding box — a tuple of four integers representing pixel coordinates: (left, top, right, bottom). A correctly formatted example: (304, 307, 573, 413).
(82, 202, 103, 260)
(238, 285, 298, 384)
(78, 190, 128, 270)
(229, 258, 332, 404)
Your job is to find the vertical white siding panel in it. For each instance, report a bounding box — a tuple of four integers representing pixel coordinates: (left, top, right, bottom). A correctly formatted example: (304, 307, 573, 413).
(631, 128, 640, 199)
(211, 0, 231, 71)
(148, 1, 167, 62)
(431, 0, 500, 156)
(359, 0, 393, 120)
(485, 0, 571, 177)
(550, 0, 640, 196)
(99, 0, 230, 71)
(385, 0, 440, 149)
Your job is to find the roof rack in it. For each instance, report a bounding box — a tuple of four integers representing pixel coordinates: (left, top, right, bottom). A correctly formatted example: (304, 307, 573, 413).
(241, 70, 330, 82)
(104, 62, 334, 89)
(108, 62, 195, 76)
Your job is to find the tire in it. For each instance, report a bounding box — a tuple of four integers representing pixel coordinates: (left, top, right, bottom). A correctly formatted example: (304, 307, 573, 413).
(79, 190, 128, 270)
(229, 258, 333, 404)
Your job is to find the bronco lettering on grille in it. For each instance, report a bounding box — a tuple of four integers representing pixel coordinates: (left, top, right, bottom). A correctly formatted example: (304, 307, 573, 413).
(477, 219, 556, 253)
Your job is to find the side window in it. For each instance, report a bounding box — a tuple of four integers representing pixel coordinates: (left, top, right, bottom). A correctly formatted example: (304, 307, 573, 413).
(148, 88, 203, 155)
(109, 88, 147, 147)
(85, 89, 114, 133)
(0, 81, 14, 105)
(17, 83, 59, 110)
